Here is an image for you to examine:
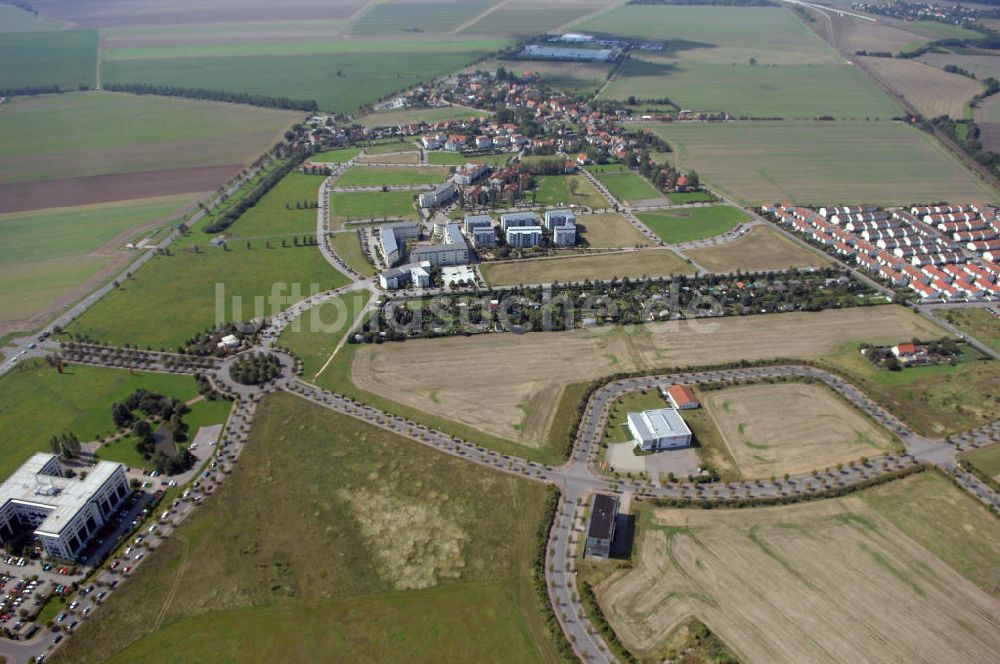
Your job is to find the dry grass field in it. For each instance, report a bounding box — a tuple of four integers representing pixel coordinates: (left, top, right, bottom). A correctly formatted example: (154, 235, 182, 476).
(838, 20, 925, 54)
(702, 382, 896, 478)
(860, 57, 982, 118)
(350, 306, 946, 447)
(598, 474, 1000, 664)
(684, 226, 831, 273)
(480, 249, 693, 287)
(578, 213, 652, 249)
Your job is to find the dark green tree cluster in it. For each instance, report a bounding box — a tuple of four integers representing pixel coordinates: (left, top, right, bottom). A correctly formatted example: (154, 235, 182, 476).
(103, 83, 318, 111)
(152, 450, 195, 476)
(49, 432, 81, 460)
(229, 352, 281, 385)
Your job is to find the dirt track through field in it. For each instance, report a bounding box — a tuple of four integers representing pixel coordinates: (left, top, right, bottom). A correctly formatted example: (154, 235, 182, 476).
(0, 166, 236, 214)
(599, 497, 1000, 664)
(351, 306, 946, 446)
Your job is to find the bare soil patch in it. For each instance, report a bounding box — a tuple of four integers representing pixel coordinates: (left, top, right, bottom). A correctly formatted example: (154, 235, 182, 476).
(684, 226, 831, 273)
(598, 489, 1000, 664)
(350, 306, 945, 446)
(702, 382, 895, 478)
(0, 165, 235, 214)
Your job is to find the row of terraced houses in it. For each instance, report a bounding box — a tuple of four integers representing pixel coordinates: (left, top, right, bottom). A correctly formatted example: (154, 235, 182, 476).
(764, 202, 1000, 301)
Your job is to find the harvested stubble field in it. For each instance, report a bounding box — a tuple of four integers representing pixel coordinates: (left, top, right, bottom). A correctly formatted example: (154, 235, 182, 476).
(598, 473, 1000, 664)
(480, 249, 694, 287)
(0, 195, 197, 335)
(577, 213, 652, 249)
(51, 393, 562, 664)
(702, 382, 897, 478)
(860, 57, 982, 119)
(683, 226, 831, 273)
(336, 166, 448, 187)
(350, 306, 945, 449)
(645, 121, 997, 205)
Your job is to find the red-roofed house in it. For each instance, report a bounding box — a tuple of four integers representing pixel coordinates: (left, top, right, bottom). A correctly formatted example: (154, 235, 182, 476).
(892, 343, 917, 357)
(663, 385, 700, 410)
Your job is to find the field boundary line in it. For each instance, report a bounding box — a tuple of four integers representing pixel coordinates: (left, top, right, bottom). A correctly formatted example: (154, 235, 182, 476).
(313, 295, 376, 381)
(153, 532, 190, 631)
(452, 0, 508, 34)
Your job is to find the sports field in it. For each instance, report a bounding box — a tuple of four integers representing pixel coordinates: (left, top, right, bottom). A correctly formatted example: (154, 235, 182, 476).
(646, 121, 998, 205)
(480, 249, 694, 286)
(637, 206, 749, 244)
(0, 29, 97, 92)
(66, 243, 348, 348)
(585, 5, 897, 118)
(684, 226, 831, 273)
(587, 167, 661, 204)
(50, 393, 562, 664)
(861, 57, 982, 119)
(329, 191, 418, 226)
(102, 42, 505, 114)
(330, 231, 377, 277)
(0, 92, 298, 212)
(576, 213, 651, 249)
(350, 306, 945, 450)
(336, 166, 448, 188)
(0, 195, 196, 335)
(702, 382, 897, 478)
(598, 473, 1000, 663)
(0, 360, 199, 480)
(534, 175, 609, 209)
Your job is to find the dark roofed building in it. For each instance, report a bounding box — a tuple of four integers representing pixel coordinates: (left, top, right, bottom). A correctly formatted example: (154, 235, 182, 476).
(584, 493, 619, 558)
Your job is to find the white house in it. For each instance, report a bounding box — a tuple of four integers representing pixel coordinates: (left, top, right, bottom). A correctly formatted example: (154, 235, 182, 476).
(627, 408, 692, 451)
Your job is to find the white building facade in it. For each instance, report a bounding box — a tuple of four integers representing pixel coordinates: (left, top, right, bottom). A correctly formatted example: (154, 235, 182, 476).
(627, 408, 692, 451)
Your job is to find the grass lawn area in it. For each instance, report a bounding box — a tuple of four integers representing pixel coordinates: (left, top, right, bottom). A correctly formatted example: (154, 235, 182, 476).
(643, 121, 998, 206)
(0, 92, 299, 186)
(66, 244, 348, 349)
(428, 152, 513, 167)
(637, 205, 750, 244)
(0, 195, 196, 330)
(586, 167, 661, 203)
(94, 434, 148, 469)
(359, 106, 490, 127)
(576, 213, 652, 249)
(364, 139, 420, 155)
(0, 29, 97, 92)
(936, 308, 1000, 353)
(278, 291, 372, 376)
(822, 343, 1000, 437)
(533, 175, 609, 209)
(329, 190, 418, 226)
(336, 166, 448, 188)
(668, 191, 715, 204)
(311, 147, 361, 163)
(0, 360, 198, 478)
(103, 46, 502, 114)
(961, 443, 1000, 485)
(480, 249, 695, 286)
(210, 171, 320, 241)
(329, 231, 376, 276)
(604, 390, 669, 444)
(51, 393, 563, 664)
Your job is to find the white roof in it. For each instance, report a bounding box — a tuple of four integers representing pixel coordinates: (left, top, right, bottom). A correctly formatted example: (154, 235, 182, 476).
(0, 454, 124, 536)
(627, 408, 691, 442)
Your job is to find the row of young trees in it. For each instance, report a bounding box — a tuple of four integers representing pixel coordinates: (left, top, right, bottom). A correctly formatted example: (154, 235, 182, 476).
(202, 149, 309, 233)
(103, 83, 319, 111)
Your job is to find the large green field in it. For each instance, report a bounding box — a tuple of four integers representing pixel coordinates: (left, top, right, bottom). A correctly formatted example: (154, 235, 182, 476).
(102, 42, 505, 114)
(337, 166, 449, 188)
(278, 290, 372, 376)
(329, 190, 419, 225)
(0, 4, 64, 31)
(351, 0, 498, 35)
(637, 205, 750, 244)
(208, 171, 321, 241)
(51, 393, 562, 664)
(534, 175, 609, 209)
(937, 308, 1000, 353)
(582, 5, 897, 118)
(0, 195, 196, 332)
(0, 360, 200, 479)
(462, 5, 600, 35)
(0, 92, 298, 186)
(330, 231, 377, 276)
(0, 29, 97, 92)
(645, 121, 998, 205)
(587, 167, 661, 203)
(66, 243, 348, 349)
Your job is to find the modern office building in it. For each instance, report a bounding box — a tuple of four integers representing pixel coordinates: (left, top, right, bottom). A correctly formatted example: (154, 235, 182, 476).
(627, 408, 692, 451)
(0, 454, 129, 560)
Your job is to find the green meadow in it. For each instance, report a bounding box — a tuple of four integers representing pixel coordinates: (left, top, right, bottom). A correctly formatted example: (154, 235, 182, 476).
(0, 29, 97, 92)
(0, 361, 200, 478)
(637, 205, 750, 244)
(329, 191, 419, 225)
(587, 167, 661, 203)
(278, 291, 372, 374)
(337, 166, 448, 188)
(66, 244, 347, 349)
(351, 0, 498, 35)
(208, 172, 321, 241)
(51, 393, 563, 664)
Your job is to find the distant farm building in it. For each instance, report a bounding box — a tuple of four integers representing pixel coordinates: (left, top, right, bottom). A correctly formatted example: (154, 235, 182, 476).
(520, 45, 617, 63)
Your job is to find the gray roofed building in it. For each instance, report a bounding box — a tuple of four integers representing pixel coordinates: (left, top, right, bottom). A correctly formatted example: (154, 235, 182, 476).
(627, 408, 692, 451)
(585, 493, 619, 558)
(500, 211, 538, 232)
(419, 182, 456, 209)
